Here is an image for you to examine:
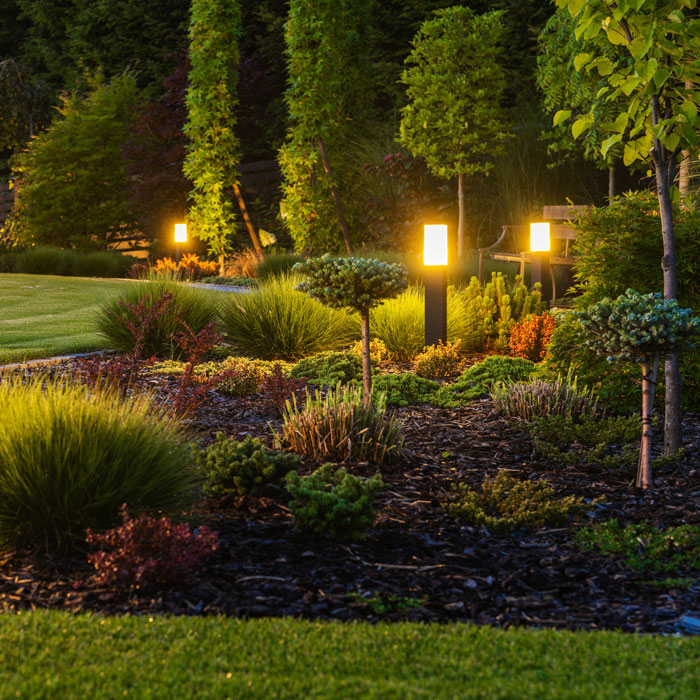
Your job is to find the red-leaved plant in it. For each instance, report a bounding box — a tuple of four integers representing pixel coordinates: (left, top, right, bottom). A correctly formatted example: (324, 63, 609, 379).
(509, 311, 557, 362)
(260, 363, 308, 415)
(85, 505, 218, 589)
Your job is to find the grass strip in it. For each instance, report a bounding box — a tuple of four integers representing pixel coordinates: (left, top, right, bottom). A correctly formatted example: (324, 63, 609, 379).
(1, 612, 699, 699)
(0, 274, 134, 363)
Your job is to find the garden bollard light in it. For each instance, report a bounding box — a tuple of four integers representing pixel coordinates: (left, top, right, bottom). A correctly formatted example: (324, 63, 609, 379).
(530, 222, 551, 302)
(174, 223, 187, 265)
(424, 224, 448, 348)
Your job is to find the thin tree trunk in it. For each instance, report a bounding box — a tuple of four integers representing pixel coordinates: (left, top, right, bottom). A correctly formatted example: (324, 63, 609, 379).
(360, 310, 372, 405)
(232, 182, 264, 259)
(679, 151, 691, 197)
(637, 359, 658, 490)
(316, 135, 353, 255)
(608, 164, 615, 202)
(218, 254, 225, 276)
(457, 172, 465, 259)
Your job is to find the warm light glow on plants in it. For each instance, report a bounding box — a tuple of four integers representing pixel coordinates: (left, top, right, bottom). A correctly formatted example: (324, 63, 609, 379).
(424, 225, 448, 265)
(530, 222, 550, 252)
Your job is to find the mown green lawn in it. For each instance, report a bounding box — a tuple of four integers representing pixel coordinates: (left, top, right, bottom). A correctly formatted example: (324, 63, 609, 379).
(0, 273, 135, 363)
(1, 612, 699, 699)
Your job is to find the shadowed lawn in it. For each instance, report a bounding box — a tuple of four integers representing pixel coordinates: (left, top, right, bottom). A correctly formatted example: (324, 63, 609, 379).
(2, 612, 700, 698)
(0, 274, 136, 363)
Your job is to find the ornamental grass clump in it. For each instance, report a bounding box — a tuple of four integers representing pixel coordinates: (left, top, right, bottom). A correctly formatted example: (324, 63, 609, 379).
(218, 273, 352, 360)
(446, 471, 586, 533)
(86, 505, 218, 589)
(294, 255, 408, 402)
(490, 372, 600, 422)
(285, 464, 384, 542)
(0, 377, 195, 552)
(274, 384, 404, 464)
(199, 434, 300, 497)
(574, 290, 700, 489)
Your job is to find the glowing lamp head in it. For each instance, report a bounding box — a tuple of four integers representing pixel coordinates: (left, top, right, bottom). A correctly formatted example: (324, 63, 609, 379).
(174, 223, 187, 243)
(424, 224, 448, 266)
(530, 222, 550, 252)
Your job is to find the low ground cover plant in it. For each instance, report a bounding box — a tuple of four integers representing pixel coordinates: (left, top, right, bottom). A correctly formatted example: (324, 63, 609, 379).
(491, 374, 601, 421)
(575, 519, 700, 573)
(290, 351, 362, 387)
(0, 377, 195, 552)
(528, 414, 640, 469)
(219, 273, 353, 360)
(446, 472, 586, 533)
(200, 434, 301, 497)
(86, 505, 218, 589)
(274, 385, 404, 464)
(447, 355, 535, 401)
(414, 340, 465, 379)
(371, 373, 443, 407)
(97, 279, 218, 358)
(286, 464, 384, 542)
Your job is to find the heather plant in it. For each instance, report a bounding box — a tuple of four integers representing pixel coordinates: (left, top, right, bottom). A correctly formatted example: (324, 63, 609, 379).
(294, 256, 408, 402)
(414, 340, 464, 379)
(574, 290, 700, 489)
(575, 520, 700, 573)
(86, 505, 218, 589)
(0, 377, 195, 552)
(274, 385, 404, 464)
(199, 434, 300, 497)
(289, 352, 362, 388)
(509, 311, 557, 362)
(97, 279, 219, 358)
(446, 472, 586, 533)
(285, 464, 383, 542)
(490, 373, 600, 422)
(447, 356, 535, 402)
(218, 273, 353, 360)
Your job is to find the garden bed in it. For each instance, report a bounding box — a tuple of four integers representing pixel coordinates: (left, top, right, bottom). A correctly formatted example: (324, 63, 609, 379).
(1, 358, 700, 635)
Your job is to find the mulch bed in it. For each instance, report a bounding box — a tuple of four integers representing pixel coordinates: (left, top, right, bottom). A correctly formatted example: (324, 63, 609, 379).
(2, 358, 700, 635)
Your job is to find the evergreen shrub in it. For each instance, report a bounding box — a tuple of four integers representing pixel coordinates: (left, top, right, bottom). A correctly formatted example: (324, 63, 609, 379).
(414, 340, 464, 379)
(286, 464, 383, 542)
(290, 351, 362, 387)
(15, 246, 76, 275)
(447, 355, 535, 401)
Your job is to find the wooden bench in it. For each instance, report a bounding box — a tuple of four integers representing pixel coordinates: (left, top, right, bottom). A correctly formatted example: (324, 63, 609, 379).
(477, 205, 590, 301)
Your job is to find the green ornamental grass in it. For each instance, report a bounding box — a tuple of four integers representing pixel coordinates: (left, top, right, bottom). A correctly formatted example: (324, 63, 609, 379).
(0, 377, 196, 552)
(218, 273, 354, 360)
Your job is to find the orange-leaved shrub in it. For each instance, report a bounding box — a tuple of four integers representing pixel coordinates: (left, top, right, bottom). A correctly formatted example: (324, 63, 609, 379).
(509, 311, 556, 362)
(153, 254, 218, 280)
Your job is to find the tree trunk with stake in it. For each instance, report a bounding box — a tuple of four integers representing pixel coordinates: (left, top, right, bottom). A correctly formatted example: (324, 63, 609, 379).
(637, 357, 659, 490)
(359, 308, 372, 405)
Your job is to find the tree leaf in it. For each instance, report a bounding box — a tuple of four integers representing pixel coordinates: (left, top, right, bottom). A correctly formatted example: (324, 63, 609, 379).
(601, 133, 623, 157)
(553, 109, 572, 126)
(572, 116, 593, 139)
(574, 53, 591, 72)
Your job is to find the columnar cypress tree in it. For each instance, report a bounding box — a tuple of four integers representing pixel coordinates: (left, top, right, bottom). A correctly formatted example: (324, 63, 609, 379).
(279, 0, 371, 254)
(184, 0, 241, 267)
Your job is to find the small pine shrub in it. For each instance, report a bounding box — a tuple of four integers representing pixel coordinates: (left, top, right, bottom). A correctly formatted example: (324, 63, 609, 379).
(509, 311, 557, 362)
(200, 434, 301, 497)
(575, 519, 700, 573)
(72, 251, 129, 278)
(414, 340, 465, 379)
(0, 377, 195, 552)
(290, 351, 362, 387)
(350, 338, 388, 363)
(16, 246, 76, 275)
(446, 355, 535, 401)
(219, 274, 353, 360)
(285, 464, 384, 542)
(274, 385, 404, 464)
(86, 505, 218, 589)
(528, 414, 640, 468)
(257, 252, 306, 280)
(490, 373, 600, 421)
(96, 279, 219, 359)
(371, 373, 441, 407)
(446, 472, 586, 533)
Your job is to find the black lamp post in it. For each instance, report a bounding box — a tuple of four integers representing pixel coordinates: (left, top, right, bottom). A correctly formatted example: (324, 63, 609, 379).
(174, 223, 187, 265)
(424, 224, 448, 348)
(530, 222, 551, 302)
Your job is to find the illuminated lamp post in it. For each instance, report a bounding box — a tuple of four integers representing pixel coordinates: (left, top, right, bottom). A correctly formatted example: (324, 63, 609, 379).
(424, 224, 448, 347)
(530, 222, 551, 302)
(174, 223, 187, 265)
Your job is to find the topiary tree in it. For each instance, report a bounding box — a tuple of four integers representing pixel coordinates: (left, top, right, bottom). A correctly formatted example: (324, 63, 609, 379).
(399, 6, 510, 259)
(279, 0, 372, 254)
(574, 290, 699, 490)
(294, 256, 408, 403)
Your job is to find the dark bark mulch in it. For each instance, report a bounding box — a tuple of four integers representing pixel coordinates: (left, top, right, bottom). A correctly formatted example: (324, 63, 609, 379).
(2, 359, 700, 635)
